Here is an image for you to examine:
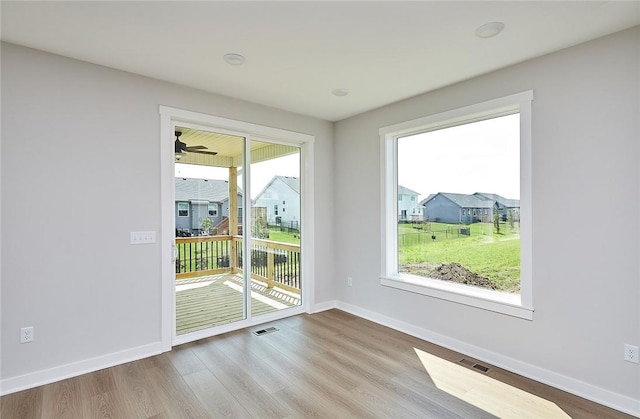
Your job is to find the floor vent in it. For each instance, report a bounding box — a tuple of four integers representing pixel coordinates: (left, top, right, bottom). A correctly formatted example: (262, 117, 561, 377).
(459, 358, 475, 367)
(459, 358, 490, 373)
(253, 327, 278, 336)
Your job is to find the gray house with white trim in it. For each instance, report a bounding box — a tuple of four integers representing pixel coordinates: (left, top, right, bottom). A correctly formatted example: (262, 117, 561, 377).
(473, 193, 520, 222)
(421, 192, 519, 224)
(175, 177, 243, 235)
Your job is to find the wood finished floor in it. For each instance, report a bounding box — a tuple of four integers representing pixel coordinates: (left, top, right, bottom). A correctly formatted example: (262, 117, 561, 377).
(1, 310, 634, 419)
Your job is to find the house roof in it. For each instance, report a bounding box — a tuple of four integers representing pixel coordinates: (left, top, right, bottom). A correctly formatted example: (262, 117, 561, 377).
(398, 185, 420, 196)
(175, 178, 242, 203)
(474, 193, 520, 208)
(277, 176, 300, 194)
(424, 192, 496, 209)
(255, 175, 300, 199)
(418, 193, 436, 207)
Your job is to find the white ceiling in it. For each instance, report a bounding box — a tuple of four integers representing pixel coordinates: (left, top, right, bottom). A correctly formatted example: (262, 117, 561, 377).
(2, 1, 639, 122)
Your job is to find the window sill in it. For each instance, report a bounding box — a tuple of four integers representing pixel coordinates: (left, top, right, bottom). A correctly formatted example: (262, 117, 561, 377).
(380, 273, 534, 320)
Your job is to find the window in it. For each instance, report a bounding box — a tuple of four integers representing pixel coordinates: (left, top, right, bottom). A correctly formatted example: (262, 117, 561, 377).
(178, 202, 189, 217)
(274, 204, 278, 215)
(208, 204, 218, 217)
(411, 196, 416, 201)
(380, 91, 532, 319)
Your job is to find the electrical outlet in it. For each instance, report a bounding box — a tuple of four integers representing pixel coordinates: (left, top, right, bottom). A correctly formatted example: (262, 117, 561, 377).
(347, 277, 353, 286)
(624, 344, 639, 363)
(20, 326, 34, 344)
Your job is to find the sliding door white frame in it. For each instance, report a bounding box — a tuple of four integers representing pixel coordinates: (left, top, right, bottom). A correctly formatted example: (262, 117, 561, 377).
(159, 106, 315, 349)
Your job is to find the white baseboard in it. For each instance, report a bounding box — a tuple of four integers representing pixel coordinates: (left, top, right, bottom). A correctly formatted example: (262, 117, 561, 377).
(0, 342, 164, 396)
(3, 303, 638, 417)
(0, 302, 337, 396)
(310, 300, 338, 313)
(0, 301, 335, 397)
(335, 301, 640, 418)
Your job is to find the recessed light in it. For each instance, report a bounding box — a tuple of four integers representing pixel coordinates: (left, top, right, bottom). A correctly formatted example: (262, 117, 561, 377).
(332, 88, 350, 97)
(475, 22, 505, 39)
(223, 53, 246, 65)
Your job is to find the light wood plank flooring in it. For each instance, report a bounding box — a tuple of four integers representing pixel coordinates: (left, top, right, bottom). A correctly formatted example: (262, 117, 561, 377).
(176, 274, 300, 335)
(1, 310, 634, 418)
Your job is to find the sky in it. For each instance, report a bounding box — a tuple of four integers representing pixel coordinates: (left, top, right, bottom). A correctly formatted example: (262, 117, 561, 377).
(175, 153, 300, 199)
(175, 113, 519, 202)
(398, 113, 520, 200)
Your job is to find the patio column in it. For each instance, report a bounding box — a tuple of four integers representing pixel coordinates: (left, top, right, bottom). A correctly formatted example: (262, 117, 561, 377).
(229, 166, 239, 269)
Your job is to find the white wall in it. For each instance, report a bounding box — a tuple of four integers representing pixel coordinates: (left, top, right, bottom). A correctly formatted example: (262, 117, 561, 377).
(0, 43, 334, 387)
(334, 27, 640, 413)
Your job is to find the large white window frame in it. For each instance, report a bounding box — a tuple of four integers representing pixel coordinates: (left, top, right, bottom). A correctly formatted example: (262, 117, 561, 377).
(380, 91, 533, 320)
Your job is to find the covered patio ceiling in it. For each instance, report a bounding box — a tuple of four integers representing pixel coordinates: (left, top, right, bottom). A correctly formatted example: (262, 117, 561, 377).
(175, 126, 299, 169)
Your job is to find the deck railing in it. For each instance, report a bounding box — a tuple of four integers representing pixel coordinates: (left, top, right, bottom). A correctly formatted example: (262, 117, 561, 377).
(175, 235, 232, 276)
(239, 237, 301, 292)
(175, 235, 301, 294)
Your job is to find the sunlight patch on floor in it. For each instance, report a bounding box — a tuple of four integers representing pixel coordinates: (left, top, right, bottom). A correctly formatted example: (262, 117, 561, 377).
(175, 280, 214, 292)
(414, 348, 570, 419)
(249, 281, 301, 305)
(224, 280, 289, 309)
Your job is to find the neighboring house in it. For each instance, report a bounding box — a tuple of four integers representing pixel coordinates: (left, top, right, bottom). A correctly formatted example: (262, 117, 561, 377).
(421, 192, 520, 224)
(254, 176, 300, 227)
(398, 185, 421, 221)
(408, 205, 424, 222)
(473, 192, 520, 221)
(175, 177, 243, 235)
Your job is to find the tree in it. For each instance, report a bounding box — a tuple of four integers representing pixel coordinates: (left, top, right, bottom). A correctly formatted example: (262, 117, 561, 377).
(251, 207, 269, 239)
(494, 211, 500, 234)
(201, 217, 214, 235)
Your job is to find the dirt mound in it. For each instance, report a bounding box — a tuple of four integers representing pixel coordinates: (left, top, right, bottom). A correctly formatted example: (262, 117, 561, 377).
(401, 262, 497, 290)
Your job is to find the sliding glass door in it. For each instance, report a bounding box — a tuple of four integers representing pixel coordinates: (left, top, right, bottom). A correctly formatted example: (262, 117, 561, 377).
(249, 140, 302, 318)
(172, 126, 302, 338)
(174, 127, 247, 334)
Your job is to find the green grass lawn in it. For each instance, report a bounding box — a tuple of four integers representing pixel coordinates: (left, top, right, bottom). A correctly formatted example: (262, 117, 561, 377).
(266, 228, 300, 245)
(399, 222, 520, 292)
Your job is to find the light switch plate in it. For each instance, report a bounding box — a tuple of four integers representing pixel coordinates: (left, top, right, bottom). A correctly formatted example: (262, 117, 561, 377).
(130, 231, 156, 244)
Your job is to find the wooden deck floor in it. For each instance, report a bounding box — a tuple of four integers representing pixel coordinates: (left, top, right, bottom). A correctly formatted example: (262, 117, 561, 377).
(176, 274, 301, 335)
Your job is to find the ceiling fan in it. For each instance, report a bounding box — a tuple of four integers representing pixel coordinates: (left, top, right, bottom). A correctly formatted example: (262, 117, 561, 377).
(174, 131, 218, 158)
